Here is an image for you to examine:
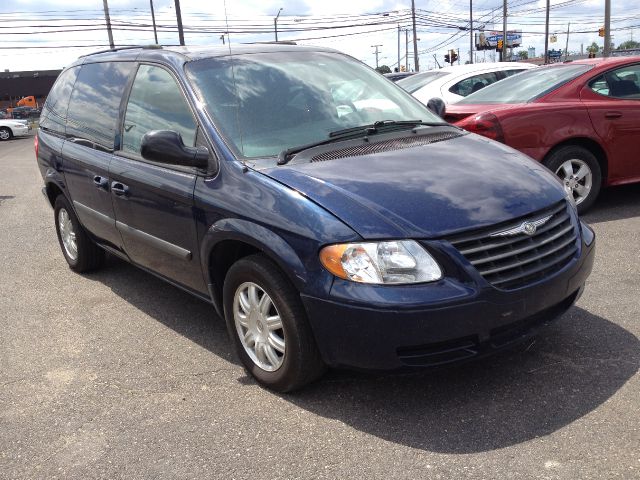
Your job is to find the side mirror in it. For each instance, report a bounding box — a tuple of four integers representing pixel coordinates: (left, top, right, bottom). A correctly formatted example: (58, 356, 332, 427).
(140, 130, 209, 169)
(427, 97, 446, 118)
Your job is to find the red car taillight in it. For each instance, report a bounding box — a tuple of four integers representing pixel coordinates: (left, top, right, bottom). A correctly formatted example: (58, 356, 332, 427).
(34, 134, 39, 159)
(460, 112, 505, 143)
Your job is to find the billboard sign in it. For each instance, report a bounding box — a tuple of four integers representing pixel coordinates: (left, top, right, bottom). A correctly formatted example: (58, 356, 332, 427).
(476, 30, 522, 50)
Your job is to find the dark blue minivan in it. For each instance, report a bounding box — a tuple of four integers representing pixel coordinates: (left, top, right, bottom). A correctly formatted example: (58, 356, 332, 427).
(36, 44, 595, 391)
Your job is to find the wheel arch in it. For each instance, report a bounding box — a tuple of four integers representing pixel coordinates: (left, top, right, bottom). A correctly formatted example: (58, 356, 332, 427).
(200, 219, 309, 318)
(543, 137, 608, 185)
(44, 181, 66, 208)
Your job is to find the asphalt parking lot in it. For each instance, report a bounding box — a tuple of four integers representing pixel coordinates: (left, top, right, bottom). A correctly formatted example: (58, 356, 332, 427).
(1, 133, 638, 479)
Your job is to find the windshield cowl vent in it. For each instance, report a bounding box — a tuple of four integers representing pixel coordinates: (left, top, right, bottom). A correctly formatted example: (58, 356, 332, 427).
(310, 131, 463, 163)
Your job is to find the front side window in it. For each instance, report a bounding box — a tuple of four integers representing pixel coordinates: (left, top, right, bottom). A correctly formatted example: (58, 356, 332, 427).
(122, 65, 196, 155)
(449, 72, 499, 97)
(589, 64, 640, 99)
(186, 52, 441, 158)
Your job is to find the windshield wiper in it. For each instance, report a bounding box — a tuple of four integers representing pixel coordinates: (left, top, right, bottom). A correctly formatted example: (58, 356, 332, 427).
(278, 119, 449, 165)
(329, 119, 447, 138)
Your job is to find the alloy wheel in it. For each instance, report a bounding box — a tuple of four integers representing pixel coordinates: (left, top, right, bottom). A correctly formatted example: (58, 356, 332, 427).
(233, 282, 286, 372)
(555, 159, 592, 206)
(58, 208, 78, 261)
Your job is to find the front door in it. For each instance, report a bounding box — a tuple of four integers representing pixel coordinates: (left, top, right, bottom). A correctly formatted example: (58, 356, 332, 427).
(110, 64, 206, 293)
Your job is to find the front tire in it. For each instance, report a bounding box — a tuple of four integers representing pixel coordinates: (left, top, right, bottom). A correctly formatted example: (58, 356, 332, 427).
(223, 254, 325, 392)
(543, 145, 602, 214)
(54, 195, 105, 272)
(0, 127, 12, 141)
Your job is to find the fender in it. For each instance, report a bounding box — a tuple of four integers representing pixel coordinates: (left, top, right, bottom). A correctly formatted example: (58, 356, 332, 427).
(200, 218, 312, 317)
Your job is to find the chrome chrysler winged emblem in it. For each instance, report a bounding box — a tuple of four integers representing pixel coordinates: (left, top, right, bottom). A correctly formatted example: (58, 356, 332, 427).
(490, 214, 552, 237)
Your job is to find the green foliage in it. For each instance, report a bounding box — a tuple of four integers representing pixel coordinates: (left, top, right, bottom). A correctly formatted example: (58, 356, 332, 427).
(517, 50, 528, 60)
(617, 40, 640, 50)
(375, 65, 392, 74)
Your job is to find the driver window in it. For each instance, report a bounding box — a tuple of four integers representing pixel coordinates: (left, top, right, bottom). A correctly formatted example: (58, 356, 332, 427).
(122, 65, 197, 155)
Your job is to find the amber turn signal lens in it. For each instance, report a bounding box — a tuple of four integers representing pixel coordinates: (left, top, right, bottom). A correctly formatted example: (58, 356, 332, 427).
(319, 244, 349, 279)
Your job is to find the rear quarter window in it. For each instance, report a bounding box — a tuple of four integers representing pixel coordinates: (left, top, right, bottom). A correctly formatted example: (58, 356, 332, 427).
(66, 62, 135, 151)
(40, 67, 80, 135)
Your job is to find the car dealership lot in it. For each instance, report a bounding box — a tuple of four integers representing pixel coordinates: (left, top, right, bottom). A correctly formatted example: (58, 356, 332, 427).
(1, 135, 638, 479)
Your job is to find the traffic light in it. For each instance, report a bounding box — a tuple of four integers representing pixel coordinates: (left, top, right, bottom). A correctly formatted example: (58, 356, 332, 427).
(598, 26, 605, 37)
(444, 53, 450, 64)
(497, 39, 503, 51)
(451, 50, 458, 64)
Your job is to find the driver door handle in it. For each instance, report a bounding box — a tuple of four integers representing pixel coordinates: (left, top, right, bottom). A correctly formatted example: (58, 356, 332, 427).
(605, 111, 622, 119)
(111, 181, 129, 197)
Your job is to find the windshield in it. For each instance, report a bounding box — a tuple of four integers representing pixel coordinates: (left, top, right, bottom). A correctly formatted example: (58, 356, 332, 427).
(186, 51, 441, 158)
(457, 64, 593, 104)
(397, 71, 449, 93)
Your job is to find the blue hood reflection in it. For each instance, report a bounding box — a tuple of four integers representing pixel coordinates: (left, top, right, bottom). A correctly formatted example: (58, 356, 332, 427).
(261, 134, 566, 239)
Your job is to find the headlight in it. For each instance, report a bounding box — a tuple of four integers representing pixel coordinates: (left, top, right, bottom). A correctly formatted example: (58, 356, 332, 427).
(319, 240, 442, 285)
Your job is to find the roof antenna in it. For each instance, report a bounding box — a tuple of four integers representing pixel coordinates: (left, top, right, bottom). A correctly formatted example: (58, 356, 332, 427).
(223, 0, 245, 160)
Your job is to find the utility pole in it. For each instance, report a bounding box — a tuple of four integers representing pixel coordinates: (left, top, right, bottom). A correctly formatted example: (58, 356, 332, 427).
(274, 8, 283, 42)
(397, 24, 401, 72)
(502, 0, 507, 62)
(102, 0, 114, 49)
(371, 44, 383, 68)
(411, 0, 419, 71)
(469, 0, 473, 64)
(150, 0, 158, 44)
(564, 22, 571, 61)
(174, 0, 185, 46)
(603, 0, 611, 57)
(404, 29, 409, 71)
(544, 0, 550, 63)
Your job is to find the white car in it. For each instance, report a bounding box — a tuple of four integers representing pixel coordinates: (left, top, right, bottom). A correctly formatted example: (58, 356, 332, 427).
(397, 62, 536, 105)
(0, 119, 30, 141)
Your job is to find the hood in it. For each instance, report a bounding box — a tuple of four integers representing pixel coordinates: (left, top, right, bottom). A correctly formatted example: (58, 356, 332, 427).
(260, 132, 566, 239)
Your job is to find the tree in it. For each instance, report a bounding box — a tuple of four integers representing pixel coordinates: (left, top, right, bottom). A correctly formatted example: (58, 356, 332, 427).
(375, 65, 391, 74)
(586, 42, 599, 54)
(517, 50, 528, 60)
(617, 40, 640, 50)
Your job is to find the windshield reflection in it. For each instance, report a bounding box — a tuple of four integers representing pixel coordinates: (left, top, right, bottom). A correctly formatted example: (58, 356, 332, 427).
(186, 51, 440, 158)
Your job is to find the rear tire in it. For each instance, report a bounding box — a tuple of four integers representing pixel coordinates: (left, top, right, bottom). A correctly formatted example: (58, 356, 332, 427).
(223, 254, 326, 392)
(543, 145, 602, 214)
(54, 195, 105, 272)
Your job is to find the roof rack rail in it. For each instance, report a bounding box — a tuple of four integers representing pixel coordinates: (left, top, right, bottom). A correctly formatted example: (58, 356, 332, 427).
(248, 41, 297, 45)
(79, 44, 162, 58)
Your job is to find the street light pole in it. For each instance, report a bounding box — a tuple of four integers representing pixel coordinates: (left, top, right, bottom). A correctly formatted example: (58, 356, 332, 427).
(397, 24, 401, 72)
(274, 8, 283, 42)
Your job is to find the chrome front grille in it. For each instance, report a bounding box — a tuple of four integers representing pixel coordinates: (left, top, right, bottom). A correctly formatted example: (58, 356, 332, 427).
(447, 201, 578, 290)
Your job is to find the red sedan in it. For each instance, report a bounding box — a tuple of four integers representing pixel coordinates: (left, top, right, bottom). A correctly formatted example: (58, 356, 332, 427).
(445, 57, 640, 212)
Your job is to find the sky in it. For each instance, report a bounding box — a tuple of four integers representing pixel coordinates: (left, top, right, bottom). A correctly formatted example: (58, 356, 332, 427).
(0, 0, 637, 72)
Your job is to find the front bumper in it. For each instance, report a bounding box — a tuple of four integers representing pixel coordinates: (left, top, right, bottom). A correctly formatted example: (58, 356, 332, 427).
(12, 125, 30, 137)
(302, 222, 595, 370)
